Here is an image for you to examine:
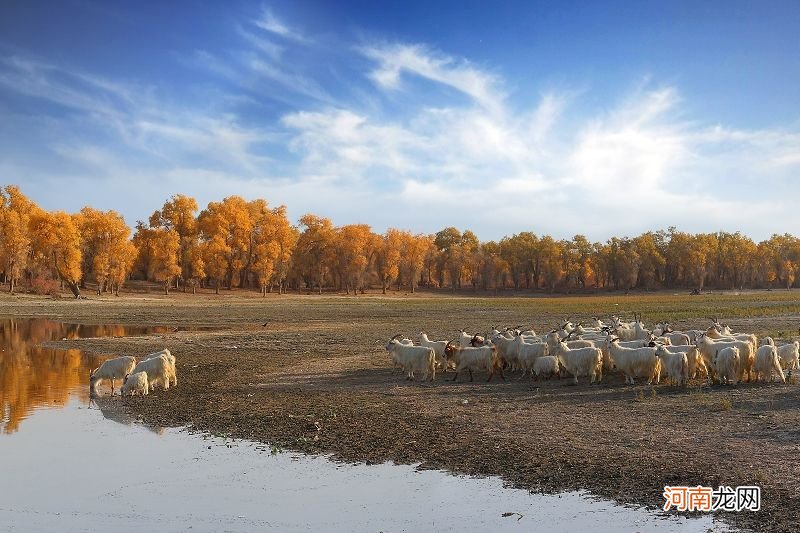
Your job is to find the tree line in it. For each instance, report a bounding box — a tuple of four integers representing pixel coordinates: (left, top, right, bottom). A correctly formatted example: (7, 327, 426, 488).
(1, 184, 799, 297)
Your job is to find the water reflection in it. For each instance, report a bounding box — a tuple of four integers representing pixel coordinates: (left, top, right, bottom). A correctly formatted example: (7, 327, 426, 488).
(0, 319, 169, 434)
(89, 396, 165, 435)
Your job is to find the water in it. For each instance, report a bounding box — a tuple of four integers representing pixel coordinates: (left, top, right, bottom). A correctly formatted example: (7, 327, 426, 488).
(0, 319, 730, 532)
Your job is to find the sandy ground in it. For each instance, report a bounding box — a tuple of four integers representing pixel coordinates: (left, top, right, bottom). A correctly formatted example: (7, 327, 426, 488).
(3, 289, 800, 532)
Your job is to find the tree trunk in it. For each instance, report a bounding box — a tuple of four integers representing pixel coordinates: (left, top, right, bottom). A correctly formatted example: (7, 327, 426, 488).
(215, 280, 220, 295)
(9, 277, 14, 294)
(65, 279, 81, 298)
(164, 281, 169, 295)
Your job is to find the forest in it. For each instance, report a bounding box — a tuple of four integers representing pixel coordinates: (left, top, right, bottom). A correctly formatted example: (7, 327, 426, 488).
(1, 184, 799, 297)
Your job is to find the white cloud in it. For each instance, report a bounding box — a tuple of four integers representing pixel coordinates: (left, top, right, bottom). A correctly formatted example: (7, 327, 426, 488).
(255, 8, 307, 43)
(360, 43, 505, 114)
(3, 25, 800, 243)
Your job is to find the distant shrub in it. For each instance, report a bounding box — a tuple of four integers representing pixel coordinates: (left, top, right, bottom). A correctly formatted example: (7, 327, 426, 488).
(29, 271, 60, 296)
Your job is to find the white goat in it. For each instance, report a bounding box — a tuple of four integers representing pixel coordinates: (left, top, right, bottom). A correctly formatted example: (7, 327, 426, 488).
(713, 346, 740, 385)
(449, 344, 504, 382)
(754, 345, 786, 383)
(696, 334, 754, 382)
(143, 348, 177, 386)
(132, 354, 176, 390)
(554, 341, 603, 385)
(418, 332, 450, 371)
(385, 335, 436, 381)
(655, 344, 707, 379)
(457, 329, 485, 348)
(512, 333, 549, 377)
(120, 371, 150, 396)
(655, 345, 689, 386)
(532, 355, 560, 380)
(89, 356, 137, 396)
(606, 338, 660, 385)
(599, 337, 650, 373)
(761, 337, 799, 373)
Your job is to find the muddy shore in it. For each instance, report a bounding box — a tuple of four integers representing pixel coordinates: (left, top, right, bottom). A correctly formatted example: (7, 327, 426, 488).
(4, 291, 800, 532)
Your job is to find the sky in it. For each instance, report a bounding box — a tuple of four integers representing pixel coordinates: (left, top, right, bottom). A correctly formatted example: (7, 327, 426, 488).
(1, 0, 799, 242)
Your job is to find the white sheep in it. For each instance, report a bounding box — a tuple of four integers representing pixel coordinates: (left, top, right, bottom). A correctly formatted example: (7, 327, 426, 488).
(120, 371, 150, 396)
(655, 345, 689, 386)
(132, 354, 176, 390)
(713, 346, 740, 385)
(554, 341, 603, 385)
(606, 338, 660, 385)
(385, 335, 436, 381)
(89, 356, 137, 396)
(449, 344, 504, 382)
(753, 345, 786, 383)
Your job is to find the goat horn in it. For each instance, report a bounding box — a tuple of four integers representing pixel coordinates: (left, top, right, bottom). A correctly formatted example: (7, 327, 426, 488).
(390, 333, 404, 341)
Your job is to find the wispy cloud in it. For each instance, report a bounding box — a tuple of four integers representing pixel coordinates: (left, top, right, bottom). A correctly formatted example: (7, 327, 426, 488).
(255, 7, 308, 43)
(360, 43, 505, 114)
(2, 12, 800, 242)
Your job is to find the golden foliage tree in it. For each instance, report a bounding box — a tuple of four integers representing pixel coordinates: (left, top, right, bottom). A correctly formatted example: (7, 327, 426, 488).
(252, 204, 296, 296)
(149, 194, 199, 290)
(375, 229, 403, 294)
(0, 186, 35, 294)
(76, 207, 135, 295)
(197, 196, 253, 291)
(29, 211, 83, 298)
(293, 214, 336, 294)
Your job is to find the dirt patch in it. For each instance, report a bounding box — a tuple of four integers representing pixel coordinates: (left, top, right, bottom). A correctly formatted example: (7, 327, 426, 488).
(4, 291, 800, 532)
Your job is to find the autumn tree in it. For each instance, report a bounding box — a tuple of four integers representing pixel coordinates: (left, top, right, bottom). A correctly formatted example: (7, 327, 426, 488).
(0, 186, 35, 293)
(76, 207, 135, 294)
(251, 205, 296, 296)
(400, 232, 433, 293)
(197, 196, 254, 291)
(333, 224, 378, 295)
(375, 229, 403, 294)
(132, 225, 181, 294)
(28, 211, 82, 298)
(149, 195, 199, 290)
(292, 214, 336, 294)
(538, 236, 563, 292)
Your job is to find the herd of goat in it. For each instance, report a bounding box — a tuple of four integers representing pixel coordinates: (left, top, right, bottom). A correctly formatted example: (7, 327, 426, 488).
(88, 348, 176, 397)
(384, 316, 800, 386)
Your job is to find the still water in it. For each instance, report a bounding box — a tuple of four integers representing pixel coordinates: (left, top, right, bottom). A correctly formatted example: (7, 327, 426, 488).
(0, 319, 730, 532)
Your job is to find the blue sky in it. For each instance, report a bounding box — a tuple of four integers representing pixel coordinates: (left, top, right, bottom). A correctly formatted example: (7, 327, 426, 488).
(1, 0, 799, 241)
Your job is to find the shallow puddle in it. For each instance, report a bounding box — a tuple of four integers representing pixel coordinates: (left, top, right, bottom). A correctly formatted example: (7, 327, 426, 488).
(0, 319, 730, 531)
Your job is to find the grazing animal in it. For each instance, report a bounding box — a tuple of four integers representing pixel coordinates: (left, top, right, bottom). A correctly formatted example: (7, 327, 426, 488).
(120, 371, 150, 396)
(89, 356, 137, 396)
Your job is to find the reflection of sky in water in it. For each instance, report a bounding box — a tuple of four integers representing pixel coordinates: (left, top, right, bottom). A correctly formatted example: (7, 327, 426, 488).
(0, 397, 728, 533)
(0, 319, 729, 532)
(0, 319, 170, 434)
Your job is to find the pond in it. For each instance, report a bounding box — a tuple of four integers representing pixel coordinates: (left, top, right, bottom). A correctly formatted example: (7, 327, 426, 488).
(0, 319, 730, 531)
